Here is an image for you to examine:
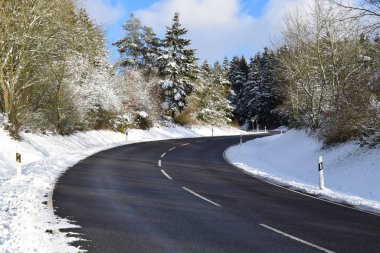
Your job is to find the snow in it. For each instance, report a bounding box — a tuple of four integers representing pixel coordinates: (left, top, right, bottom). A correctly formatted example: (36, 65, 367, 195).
(162, 101, 170, 110)
(0, 125, 250, 252)
(168, 61, 178, 69)
(161, 80, 173, 89)
(137, 111, 148, 118)
(225, 130, 380, 214)
(174, 92, 182, 101)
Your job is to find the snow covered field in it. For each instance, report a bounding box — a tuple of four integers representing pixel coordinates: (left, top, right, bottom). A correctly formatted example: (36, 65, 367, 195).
(0, 126, 247, 253)
(226, 130, 380, 214)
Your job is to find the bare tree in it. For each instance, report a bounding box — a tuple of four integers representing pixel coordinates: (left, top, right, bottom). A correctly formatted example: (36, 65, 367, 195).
(330, 0, 380, 32)
(278, 0, 376, 143)
(0, 0, 113, 134)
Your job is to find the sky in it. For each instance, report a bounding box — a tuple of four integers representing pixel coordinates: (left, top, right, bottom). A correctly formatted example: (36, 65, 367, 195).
(80, 0, 310, 63)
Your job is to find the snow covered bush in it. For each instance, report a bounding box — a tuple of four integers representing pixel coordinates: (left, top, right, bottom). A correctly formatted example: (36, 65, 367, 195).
(133, 111, 153, 130)
(121, 70, 162, 128)
(113, 114, 130, 133)
(66, 53, 123, 129)
(22, 52, 123, 134)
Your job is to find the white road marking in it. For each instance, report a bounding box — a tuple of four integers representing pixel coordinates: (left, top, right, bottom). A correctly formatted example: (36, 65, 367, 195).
(182, 187, 222, 207)
(161, 152, 166, 158)
(195, 140, 206, 143)
(160, 169, 173, 180)
(158, 160, 161, 167)
(181, 143, 190, 146)
(260, 224, 335, 253)
(168, 147, 176, 151)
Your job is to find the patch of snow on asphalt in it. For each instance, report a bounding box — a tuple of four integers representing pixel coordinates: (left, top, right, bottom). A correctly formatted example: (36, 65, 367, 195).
(225, 130, 380, 214)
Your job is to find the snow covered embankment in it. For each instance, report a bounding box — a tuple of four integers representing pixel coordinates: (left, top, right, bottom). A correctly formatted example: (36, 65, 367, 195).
(0, 126, 247, 252)
(225, 130, 380, 214)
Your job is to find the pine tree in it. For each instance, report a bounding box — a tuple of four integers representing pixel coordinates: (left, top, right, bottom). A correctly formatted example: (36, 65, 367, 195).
(113, 13, 143, 68)
(141, 26, 160, 71)
(159, 12, 197, 117)
(211, 61, 234, 124)
(229, 56, 248, 123)
(222, 57, 230, 74)
(194, 61, 233, 125)
(113, 14, 160, 72)
(241, 48, 283, 128)
(239, 55, 260, 122)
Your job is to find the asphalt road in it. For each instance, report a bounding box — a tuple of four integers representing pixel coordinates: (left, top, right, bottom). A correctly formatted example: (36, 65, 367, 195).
(53, 134, 380, 253)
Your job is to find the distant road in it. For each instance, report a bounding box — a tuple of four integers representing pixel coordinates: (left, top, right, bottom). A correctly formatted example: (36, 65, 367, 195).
(54, 134, 380, 252)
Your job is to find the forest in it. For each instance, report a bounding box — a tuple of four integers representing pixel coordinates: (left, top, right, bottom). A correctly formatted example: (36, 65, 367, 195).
(0, 0, 379, 145)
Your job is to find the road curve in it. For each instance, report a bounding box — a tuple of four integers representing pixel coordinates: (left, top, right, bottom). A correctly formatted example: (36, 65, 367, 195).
(53, 134, 380, 252)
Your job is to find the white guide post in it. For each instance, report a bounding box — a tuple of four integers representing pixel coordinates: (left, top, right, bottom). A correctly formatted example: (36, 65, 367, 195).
(318, 156, 325, 190)
(212, 128, 214, 137)
(240, 134, 243, 145)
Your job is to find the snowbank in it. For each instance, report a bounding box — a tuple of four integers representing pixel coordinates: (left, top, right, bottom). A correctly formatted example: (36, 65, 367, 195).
(225, 130, 380, 214)
(0, 125, 247, 252)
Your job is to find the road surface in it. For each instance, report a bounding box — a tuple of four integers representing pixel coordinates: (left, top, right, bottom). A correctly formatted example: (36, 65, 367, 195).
(53, 134, 380, 252)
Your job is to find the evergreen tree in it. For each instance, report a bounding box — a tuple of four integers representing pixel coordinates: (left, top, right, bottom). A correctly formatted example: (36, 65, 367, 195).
(141, 26, 160, 72)
(194, 61, 233, 125)
(211, 61, 234, 124)
(159, 12, 197, 117)
(239, 55, 260, 122)
(241, 48, 283, 128)
(113, 13, 143, 68)
(222, 57, 230, 75)
(228, 56, 248, 123)
(257, 48, 283, 128)
(113, 14, 160, 71)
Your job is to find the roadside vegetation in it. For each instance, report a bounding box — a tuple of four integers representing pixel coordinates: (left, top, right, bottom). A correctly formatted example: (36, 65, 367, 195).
(0, 0, 379, 146)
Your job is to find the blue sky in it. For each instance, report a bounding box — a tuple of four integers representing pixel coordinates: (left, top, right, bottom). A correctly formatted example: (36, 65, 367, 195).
(82, 0, 308, 63)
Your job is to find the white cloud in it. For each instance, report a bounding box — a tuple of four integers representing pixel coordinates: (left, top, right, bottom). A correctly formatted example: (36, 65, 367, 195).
(80, 0, 126, 25)
(136, 0, 311, 62)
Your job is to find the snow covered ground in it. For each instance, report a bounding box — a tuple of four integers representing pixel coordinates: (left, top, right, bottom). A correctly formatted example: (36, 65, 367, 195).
(225, 130, 380, 214)
(0, 125, 248, 253)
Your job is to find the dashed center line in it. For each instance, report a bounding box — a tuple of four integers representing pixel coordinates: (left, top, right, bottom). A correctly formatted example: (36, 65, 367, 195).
(260, 224, 335, 253)
(182, 187, 222, 207)
(168, 147, 176, 151)
(180, 143, 190, 146)
(158, 160, 161, 167)
(161, 152, 166, 158)
(160, 169, 173, 180)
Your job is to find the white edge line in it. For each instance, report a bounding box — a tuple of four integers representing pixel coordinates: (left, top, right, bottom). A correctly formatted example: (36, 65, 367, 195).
(168, 147, 176, 151)
(223, 145, 380, 218)
(160, 169, 173, 180)
(260, 224, 335, 253)
(161, 152, 166, 158)
(182, 187, 222, 207)
(158, 160, 161, 167)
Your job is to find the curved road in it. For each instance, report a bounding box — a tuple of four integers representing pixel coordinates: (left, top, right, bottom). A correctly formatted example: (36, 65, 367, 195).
(53, 134, 380, 252)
